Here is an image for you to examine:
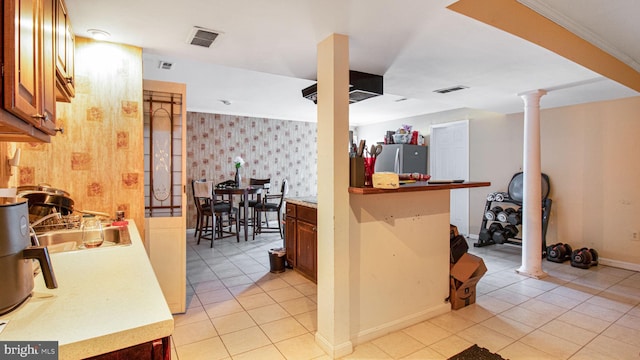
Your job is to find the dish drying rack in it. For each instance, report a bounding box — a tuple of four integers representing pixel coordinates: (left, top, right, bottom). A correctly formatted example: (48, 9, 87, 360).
(31, 211, 111, 234)
(31, 214, 82, 233)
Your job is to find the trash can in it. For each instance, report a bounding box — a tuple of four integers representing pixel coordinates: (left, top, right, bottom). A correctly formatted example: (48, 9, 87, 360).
(268, 248, 286, 273)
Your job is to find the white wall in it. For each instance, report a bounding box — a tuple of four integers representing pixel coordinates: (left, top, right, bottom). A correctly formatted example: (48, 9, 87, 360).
(356, 96, 640, 267)
(355, 108, 504, 146)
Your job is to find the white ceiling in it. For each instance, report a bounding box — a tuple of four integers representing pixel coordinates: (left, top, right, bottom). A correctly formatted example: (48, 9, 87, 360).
(65, 0, 639, 126)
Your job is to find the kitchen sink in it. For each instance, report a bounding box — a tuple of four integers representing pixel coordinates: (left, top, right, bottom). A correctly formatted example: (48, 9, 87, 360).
(35, 225, 132, 253)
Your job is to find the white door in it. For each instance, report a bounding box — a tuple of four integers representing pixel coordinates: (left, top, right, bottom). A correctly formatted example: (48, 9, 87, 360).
(143, 80, 187, 314)
(430, 120, 470, 235)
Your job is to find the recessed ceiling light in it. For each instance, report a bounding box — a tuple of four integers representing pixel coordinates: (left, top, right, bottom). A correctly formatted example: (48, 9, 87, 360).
(87, 29, 111, 41)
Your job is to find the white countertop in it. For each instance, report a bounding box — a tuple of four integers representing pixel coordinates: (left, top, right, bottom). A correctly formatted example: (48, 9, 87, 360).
(0, 220, 174, 359)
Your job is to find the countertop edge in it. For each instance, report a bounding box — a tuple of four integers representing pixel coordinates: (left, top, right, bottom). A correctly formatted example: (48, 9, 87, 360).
(348, 181, 491, 194)
(285, 197, 318, 208)
(1, 220, 174, 360)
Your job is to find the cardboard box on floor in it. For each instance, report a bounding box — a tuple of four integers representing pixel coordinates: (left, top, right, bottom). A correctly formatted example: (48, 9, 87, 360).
(449, 253, 487, 310)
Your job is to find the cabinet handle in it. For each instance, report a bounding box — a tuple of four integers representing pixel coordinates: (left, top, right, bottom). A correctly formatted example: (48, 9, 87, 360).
(65, 76, 73, 84)
(32, 113, 51, 123)
(312, 227, 316, 231)
(54, 127, 64, 134)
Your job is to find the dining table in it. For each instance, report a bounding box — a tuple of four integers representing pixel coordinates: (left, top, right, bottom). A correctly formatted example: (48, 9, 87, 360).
(214, 185, 262, 241)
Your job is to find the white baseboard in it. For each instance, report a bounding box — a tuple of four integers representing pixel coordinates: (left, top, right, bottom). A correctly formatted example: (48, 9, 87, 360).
(599, 258, 640, 272)
(351, 303, 451, 346)
(315, 333, 353, 359)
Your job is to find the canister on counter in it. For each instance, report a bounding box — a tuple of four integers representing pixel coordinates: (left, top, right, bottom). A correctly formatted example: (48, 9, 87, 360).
(116, 210, 125, 221)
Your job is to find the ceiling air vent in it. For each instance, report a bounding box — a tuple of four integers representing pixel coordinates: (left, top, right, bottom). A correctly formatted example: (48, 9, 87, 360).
(187, 26, 220, 48)
(433, 85, 469, 94)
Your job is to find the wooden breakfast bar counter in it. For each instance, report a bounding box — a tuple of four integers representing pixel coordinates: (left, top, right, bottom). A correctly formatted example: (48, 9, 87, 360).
(348, 180, 491, 194)
(344, 181, 490, 344)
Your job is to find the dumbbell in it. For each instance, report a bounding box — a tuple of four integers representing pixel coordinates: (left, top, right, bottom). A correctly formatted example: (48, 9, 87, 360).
(484, 206, 503, 221)
(571, 248, 599, 269)
(486, 192, 496, 201)
(507, 208, 522, 225)
(494, 192, 507, 202)
(492, 224, 518, 244)
(546, 243, 572, 263)
(497, 208, 516, 223)
(478, 223, 503, 242)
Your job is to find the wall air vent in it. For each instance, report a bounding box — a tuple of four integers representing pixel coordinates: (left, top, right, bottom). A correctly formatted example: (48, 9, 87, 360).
(433, 85, 469, 94)
(158, 61, 173, 70)
(302, 70, 383, 104)
(187, 26, 221, 48)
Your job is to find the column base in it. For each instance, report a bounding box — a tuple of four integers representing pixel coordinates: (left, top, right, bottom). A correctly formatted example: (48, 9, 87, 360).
(315, 332, 353, 359)
(515, 267, 548, 279)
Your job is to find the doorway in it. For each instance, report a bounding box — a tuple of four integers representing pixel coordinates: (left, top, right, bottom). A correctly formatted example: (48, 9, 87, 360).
(430, 120, 470, 235)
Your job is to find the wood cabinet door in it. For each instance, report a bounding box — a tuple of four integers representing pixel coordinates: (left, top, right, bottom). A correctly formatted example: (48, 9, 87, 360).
(296, 220, 317, 282)
(84, 337, 169, 360)
(55, 0, 74, 100)
(40, 0, 57, 133)
(285, 217, 296, 267)
(4, 0, 42, 126)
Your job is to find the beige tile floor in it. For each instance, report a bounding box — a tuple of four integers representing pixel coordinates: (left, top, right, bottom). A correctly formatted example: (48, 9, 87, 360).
(172, 229, 640, 359)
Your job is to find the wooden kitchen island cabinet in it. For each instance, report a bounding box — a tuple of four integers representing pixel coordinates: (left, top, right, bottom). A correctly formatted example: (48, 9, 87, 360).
(285, 199, 317, 282)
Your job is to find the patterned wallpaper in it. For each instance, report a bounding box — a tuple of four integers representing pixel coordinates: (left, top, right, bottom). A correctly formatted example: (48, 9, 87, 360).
(6, 37, 144, 230)
(186, 112, 317, 228)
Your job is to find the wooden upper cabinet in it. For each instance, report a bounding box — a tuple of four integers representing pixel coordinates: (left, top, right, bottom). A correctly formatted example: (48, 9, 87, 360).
(3, 0, 42, 127)
(55, 0, 74, 101)
(1, 0, 71, 141)
(41, 0, 57, 131)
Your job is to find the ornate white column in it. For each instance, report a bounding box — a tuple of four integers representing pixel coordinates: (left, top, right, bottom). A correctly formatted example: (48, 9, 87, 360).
(516, 90, 548, 279)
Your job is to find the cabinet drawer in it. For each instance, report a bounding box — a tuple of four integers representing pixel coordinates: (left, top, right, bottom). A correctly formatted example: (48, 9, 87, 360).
(297, 206, 317, 224)
(286, 203, 296, 218)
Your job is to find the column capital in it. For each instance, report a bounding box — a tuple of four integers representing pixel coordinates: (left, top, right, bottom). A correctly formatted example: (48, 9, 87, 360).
(518, 89, 547, 103)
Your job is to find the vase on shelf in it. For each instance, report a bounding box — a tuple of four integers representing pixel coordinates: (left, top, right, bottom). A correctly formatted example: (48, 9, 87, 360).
(234, 168, 241, 187)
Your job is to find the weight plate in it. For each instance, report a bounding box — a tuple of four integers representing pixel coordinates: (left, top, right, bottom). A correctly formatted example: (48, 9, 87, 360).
(564, 243, 573, 255)
(507, 172, 551, 204)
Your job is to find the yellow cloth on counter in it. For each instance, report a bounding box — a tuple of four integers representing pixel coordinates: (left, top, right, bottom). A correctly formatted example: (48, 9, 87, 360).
(193, 181, 213, 198)
(372, 172, 400, 189)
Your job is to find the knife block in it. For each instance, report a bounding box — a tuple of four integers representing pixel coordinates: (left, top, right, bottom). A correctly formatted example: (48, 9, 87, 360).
(350, 157, 365, 187)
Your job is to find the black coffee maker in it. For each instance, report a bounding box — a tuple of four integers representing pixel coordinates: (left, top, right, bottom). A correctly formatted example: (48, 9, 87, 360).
(0, 197, 57, 315)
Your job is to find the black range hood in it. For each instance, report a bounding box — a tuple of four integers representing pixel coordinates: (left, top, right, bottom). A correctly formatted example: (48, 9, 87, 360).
(302, 70, 383, 104)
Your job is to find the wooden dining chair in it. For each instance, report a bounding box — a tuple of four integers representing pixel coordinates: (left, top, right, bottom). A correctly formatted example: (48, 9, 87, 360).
(193, 180, 240, 246)
(253, 179, 287, 240)
(238, 178, 271, 228)
(191, 178, 212, 239)
(212, 189, 240, 243)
